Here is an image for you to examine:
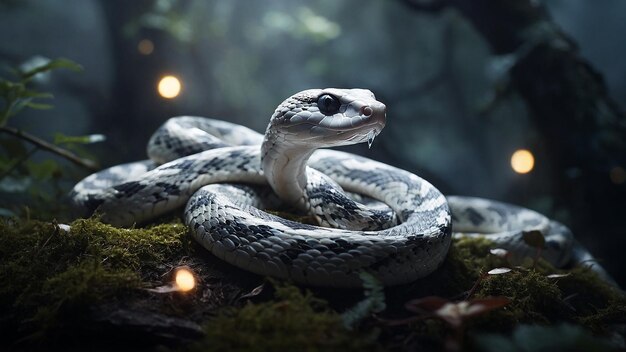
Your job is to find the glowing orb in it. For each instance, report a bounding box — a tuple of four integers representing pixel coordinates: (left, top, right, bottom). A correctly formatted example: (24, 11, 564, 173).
(610, 166, 625, 184)
(511, 149, 535, 174)
(138, 39, 154, 55)
(175, 268, 195, 292)
(158, 75, 182, 99)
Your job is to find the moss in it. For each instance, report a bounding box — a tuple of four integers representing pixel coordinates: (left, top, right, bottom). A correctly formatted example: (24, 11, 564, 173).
(558, 267, 626, 332)
(191, 283, 382, 352)
(70, 218, 188, 270)
(395, 236, 625, 347)
(473, 269, 565, 329)
(469, 262, 626, 333)
(0, 218, 623, 350)
(459, 247, 626, 339)
(24, 260, 138, 343)
(452, 236, 504, 273)
(410, 236, 507, 297)
(0, 217, 189, 342)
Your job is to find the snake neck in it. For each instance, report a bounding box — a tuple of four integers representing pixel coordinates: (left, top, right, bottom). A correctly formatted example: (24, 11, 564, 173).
(261, 130, 315, 211)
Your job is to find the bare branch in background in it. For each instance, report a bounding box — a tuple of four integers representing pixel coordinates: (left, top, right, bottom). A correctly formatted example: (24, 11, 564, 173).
(0, 126, 99, 171)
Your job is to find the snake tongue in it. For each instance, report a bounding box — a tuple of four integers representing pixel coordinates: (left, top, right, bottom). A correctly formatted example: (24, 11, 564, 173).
(367, 129, 378, 149)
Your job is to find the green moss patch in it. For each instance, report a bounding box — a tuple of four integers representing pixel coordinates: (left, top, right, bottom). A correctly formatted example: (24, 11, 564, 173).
(192, 283, 381, 351)
(0, 218, 623, 350)
(0, 218, 188, 343)
(389, 236, 626, 349)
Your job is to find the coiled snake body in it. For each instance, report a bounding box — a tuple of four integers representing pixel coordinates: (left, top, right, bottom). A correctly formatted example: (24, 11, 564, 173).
(71, 88, 608, 287)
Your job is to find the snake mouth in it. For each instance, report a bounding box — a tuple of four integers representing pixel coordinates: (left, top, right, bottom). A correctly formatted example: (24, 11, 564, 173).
(319, 111, 386, 147)
(283, 119, 384, 148)
(283, 105, 386, 148)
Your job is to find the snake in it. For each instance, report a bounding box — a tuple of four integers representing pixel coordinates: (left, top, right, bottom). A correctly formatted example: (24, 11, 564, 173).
(70, 88, 613, 288)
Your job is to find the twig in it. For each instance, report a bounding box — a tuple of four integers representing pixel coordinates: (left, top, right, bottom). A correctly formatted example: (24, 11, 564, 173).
(466, 272, 487, 299)
(0, 126, 99, 171)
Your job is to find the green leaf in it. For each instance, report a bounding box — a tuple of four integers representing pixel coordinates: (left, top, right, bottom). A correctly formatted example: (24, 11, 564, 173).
(20, 57, 83, 80)
(0, 79, 23, 95)
(47, 58, 84, 71)
(27, 159, 61, 180)
(22, 89, 53, 99)
(8, 97, 33, 116)
(24, 102, 53, 110)
(54, 133, 106, 145)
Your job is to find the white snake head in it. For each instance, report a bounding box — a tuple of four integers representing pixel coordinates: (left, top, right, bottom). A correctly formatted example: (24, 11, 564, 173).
(267, 88, 387, 148)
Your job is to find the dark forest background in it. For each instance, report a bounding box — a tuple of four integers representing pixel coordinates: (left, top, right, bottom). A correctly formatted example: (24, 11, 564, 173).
(0, 0, 624, 286)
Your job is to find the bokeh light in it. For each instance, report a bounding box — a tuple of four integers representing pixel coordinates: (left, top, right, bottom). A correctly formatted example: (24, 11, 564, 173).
(610, 166, 625, 184)
(137, 39, 154, 55)
(511, 149, 535, 174)
(157, 75, 182, 99)
(175, 267, 195, 292)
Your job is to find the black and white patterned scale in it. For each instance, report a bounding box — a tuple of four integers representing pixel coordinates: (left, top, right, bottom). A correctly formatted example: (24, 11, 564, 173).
(71, 89, 612, 287)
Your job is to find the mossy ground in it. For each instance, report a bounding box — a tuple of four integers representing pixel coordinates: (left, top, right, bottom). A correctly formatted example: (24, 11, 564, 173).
(0, 217, 624, 351)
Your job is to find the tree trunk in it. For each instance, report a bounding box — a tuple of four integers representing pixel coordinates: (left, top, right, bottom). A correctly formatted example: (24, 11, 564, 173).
(404, 0, 626, 285)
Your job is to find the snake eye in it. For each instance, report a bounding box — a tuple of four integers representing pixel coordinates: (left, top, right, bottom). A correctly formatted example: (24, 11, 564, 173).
(317, 94, 341, 115)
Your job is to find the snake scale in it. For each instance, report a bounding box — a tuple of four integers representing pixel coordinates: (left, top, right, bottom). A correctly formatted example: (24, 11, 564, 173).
(70, 88, 611, 287)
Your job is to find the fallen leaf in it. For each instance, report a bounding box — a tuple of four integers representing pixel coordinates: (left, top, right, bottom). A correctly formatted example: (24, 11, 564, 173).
(546, 273, 571, 279)
(488, 267, 512, 275)
(146, 284, 178, 293)
(239, 283, 265, 300)
(489, 248, 510, 258)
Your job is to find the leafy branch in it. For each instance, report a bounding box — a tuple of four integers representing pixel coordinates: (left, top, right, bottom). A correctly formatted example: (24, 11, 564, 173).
(0, 126, 98, 170)
(0, 57, 100, 173)
(0, 57, 82, 126)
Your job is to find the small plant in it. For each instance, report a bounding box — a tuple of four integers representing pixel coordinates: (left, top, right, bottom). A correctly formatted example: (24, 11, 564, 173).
(341, 272, 386, 330)
(1, 57, 82, 126)
(466, 267, 513, 299)
(0, 57, 103, 217)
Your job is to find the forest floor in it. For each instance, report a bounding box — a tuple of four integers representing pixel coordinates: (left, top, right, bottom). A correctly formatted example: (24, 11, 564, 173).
(1, 215, 625, 351)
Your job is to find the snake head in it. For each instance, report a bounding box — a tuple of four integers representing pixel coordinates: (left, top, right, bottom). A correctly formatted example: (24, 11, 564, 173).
(269, 88, 387, 148)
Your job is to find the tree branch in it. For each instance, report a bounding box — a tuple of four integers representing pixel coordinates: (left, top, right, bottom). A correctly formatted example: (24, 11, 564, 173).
(0, 126, 99, 171)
